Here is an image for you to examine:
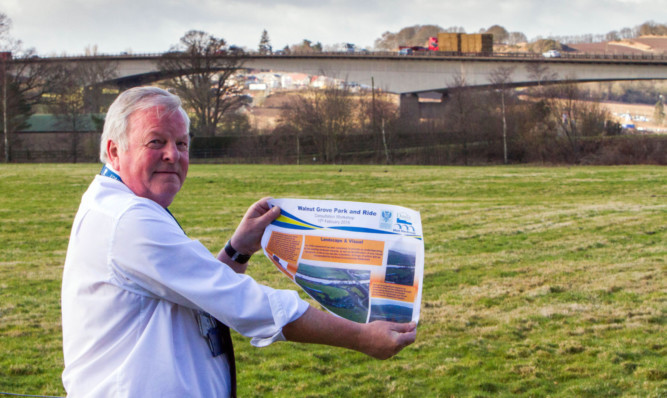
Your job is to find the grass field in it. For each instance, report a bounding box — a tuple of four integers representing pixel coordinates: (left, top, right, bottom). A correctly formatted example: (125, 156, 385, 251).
(0, 164, 665, 397)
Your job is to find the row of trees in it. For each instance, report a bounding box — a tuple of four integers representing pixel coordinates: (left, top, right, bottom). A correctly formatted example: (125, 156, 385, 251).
(373, 21, 667, 51)
(270, 67, 625, 165)
(547, 20, 667, 44)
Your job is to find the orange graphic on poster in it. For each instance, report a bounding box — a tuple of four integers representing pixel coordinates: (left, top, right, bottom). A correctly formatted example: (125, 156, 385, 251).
(370, 282, 417, 303)
(302, 236, 384, 266)
(266, 231, 303, 263)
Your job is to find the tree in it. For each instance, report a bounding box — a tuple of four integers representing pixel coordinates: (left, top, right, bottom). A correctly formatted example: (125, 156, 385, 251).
(638, 21, 667, 36)
(516, 98, 558, 163)
(619, 27, 636, 39)
(525, 62, 557, 92)
(654, 96, 665, 126)
(485, 25, 509, 44)
(489, 66, 515, 164)
(508, 32, 528, 45)
(358, 82, 399, 163)
(542, 80, 610, 163)
(47, 58, 117, 162)
(444, 73, 479, 165)
(605, 31, 620, 42)
(0, 13, 9, 39)
(158, 30, 246, 137)
(278, 86, 357, 164)
(290, 39, 322, 53)
(527, 39, 561, 53)
(1, 12, 58, 162)
(258, 30, 272, 55)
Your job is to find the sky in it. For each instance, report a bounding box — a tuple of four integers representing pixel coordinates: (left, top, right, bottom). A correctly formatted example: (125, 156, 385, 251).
(2, 0, 665, 56)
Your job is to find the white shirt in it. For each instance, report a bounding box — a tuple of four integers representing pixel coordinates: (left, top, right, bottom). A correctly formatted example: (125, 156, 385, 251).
(61, 174, 309, 397)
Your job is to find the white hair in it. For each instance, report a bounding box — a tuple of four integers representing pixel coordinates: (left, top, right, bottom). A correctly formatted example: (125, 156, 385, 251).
(99, 86, 190, 163)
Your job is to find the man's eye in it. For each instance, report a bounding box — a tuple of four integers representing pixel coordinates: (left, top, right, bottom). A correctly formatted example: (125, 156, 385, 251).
(178, 142, 189, 150)
(147, 139, 164, 148)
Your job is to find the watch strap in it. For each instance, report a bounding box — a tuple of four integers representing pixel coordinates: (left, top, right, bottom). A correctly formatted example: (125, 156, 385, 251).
(224, 240, 251, 264)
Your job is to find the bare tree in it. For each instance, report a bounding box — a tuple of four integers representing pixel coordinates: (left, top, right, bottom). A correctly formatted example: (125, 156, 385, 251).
(278, 85, 357, 164)
(545, 81, 582, 161)
(0, 13, 10, 41)
(605, 31, 621, 42)
(358, 84, 399, 163)
(542, 80, 609, 163)
(485, 25, 509, 44)
(489, 66, 515, 164)
(158, 30, 246, 137)
(525, 62, 558, 94)
(654, 96, 665, 126)
(1, 12, 58, 162)
(517, 99, 559, 163)
(47, 59, 117, 162)
(444, 73, 479, 165)
(508, 32, 528, 45)
(290, 39, 323, 53)
(359, 87, 399, 164)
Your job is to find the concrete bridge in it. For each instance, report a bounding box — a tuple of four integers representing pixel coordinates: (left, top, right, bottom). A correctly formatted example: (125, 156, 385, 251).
(21, 51, 667, 94)
(16, 51, 667, 118)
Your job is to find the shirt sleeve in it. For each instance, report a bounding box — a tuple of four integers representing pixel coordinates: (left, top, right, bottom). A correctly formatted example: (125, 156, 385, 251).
(107, 200, 309, 343)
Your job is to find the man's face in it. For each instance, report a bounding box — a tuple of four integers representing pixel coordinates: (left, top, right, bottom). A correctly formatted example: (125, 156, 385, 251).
(108, 106, 189, 208)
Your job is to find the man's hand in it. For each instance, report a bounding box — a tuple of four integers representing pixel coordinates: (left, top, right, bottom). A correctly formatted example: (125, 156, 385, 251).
(230, 197, 280, 256)
(357, 321, 417, 360)
(282, 306, 417, 360)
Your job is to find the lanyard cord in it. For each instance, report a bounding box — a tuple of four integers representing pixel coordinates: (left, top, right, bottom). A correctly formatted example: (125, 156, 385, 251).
(100, 164, 122, 182)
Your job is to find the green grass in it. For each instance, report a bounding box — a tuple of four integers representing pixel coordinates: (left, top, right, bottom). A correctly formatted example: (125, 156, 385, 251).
(0, 164, 665, 397)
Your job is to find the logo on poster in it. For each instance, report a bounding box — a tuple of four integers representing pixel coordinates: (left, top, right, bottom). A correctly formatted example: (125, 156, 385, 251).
(380, 210, 393, 230)
(393, 211, 415, 234)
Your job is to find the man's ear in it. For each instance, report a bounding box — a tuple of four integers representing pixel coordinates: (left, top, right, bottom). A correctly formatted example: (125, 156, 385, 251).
(107, 140, 121, 171)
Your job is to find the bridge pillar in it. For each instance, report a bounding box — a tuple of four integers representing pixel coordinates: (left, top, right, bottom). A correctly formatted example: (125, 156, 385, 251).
(400, 92, 449, 121)
(399, 93, 420, 121)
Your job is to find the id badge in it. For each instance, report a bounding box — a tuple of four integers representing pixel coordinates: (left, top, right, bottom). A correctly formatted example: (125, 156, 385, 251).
(196, 311, 223, 357)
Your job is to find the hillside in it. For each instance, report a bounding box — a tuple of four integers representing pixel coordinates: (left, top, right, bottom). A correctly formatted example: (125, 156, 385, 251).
(567, 36, 667, 55)
(495, 36, 667, 55)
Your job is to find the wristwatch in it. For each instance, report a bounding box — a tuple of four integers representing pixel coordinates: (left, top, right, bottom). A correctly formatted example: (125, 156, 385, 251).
(224, 240, 252, 264)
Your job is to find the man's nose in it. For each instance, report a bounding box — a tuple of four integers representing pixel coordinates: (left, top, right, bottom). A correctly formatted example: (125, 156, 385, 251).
(162, 141, 179, 163)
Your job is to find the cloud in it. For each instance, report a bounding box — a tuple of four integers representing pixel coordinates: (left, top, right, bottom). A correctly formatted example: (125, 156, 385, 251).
(3, 0, 665, 55)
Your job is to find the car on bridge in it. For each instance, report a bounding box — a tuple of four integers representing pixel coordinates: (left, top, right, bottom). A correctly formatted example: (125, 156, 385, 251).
(542, 49, 562, 58)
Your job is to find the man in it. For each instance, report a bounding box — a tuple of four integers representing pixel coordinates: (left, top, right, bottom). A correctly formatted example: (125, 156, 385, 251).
(61, 86, 416, 397)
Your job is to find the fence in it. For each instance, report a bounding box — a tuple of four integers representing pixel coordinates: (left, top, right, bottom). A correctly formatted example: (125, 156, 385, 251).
(4, 130, 665, 165)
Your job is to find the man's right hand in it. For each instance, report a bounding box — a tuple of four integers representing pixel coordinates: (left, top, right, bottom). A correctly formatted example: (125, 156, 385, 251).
(230, 197, 280, 256)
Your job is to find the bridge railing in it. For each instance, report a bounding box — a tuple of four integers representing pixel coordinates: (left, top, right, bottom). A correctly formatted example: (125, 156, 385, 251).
(23, 50, 667, 63)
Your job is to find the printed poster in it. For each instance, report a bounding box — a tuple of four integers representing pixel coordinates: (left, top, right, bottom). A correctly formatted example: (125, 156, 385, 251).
(261, 198, 424, 324)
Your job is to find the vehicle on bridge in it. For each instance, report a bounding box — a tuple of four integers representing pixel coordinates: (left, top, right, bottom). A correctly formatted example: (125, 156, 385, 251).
(433, 33, 493, 53)
(542, 49, 562, 58)
(398, 46, 429, 55)
(399, 33, 493, 55)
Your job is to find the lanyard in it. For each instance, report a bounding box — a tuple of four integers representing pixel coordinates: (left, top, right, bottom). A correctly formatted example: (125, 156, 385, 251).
(100, 165, 122, 182)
